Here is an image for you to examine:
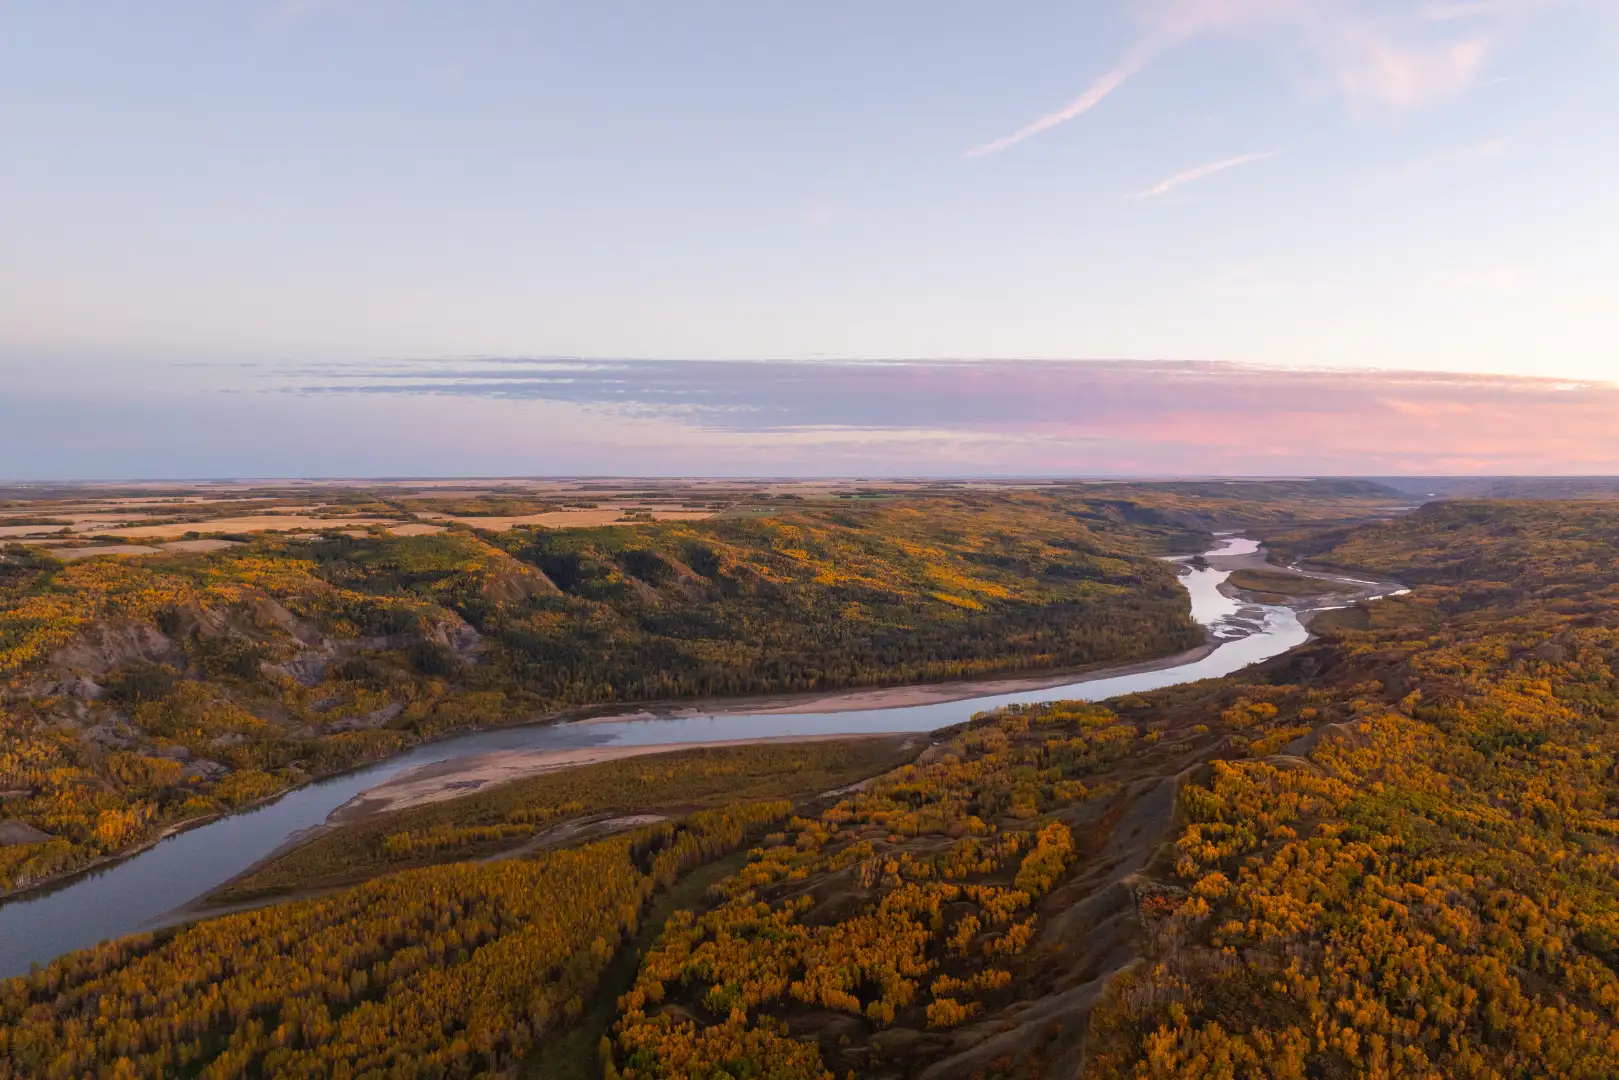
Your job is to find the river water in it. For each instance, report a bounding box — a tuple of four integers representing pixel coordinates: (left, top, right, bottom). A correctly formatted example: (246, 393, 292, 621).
(0, 536, 1340, 976)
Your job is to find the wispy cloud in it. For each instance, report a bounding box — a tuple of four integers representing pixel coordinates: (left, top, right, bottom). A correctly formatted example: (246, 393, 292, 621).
(1323, 26, 1487, 109)
(965, 39, 1164, 159)
(1128, 151, 1277, 199)
(244, 357, 1619, 474)
(968, 0, 1499, 157)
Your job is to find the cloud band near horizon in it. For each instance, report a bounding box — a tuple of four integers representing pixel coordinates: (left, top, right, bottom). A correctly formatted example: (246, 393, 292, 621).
(241, 358, 1619, 476)
(6, 359, 1618, 479)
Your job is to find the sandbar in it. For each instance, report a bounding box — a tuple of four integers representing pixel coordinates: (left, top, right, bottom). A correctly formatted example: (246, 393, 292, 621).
(328, 732, 910, 825)
(573, 643, 1217, 725)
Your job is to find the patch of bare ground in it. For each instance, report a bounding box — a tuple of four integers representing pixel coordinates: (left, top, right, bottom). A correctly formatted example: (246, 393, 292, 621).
(40, 539, 242, 561)
(486, 813, 669, 863)
(0, 525, 74, 538)
(421, 508, 715, 530)
(103, 515, 388, 538)
(0, 820, 53, 846)
(157, 538, 243, 553)
(44, 544, 166, 560)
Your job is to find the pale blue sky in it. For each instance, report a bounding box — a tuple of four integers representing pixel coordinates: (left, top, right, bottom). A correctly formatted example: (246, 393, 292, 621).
(2, 2, 1616, 477)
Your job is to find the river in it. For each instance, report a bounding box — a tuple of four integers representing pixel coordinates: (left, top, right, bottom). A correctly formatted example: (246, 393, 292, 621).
(0, 536, 1379, 977)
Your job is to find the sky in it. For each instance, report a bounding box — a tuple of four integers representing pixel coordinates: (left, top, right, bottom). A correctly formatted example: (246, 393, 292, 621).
(2, 1, 1616, 478)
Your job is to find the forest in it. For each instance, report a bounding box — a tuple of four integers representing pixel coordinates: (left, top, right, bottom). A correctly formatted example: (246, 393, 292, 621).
(25, 483, 1609, 1079)
(0, 481, 1393, 896)
(0, 801, 791, 1079)
(0, 489, 1188, 893)
(586, 498, 1619, 1078)
(1077, 500, 1619, 1078)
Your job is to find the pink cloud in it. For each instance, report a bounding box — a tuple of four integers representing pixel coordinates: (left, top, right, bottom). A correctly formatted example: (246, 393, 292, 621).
(1318, 20, 1487, 109)
(966, 40, 1163, 158)
(1128, 151, 1278, 199)
(969, 0, 1497, 157)
(279, 358, 1619, 476)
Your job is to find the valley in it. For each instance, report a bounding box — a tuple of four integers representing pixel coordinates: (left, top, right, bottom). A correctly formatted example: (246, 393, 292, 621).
(7, 484, 1614, 1078)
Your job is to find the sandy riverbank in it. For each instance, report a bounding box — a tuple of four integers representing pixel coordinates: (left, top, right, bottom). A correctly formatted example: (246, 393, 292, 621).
(328, 732, 916, 825)
(570, 644, 1219, 726)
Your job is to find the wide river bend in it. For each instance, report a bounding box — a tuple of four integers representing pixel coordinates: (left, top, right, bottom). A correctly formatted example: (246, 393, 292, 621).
(0, 537, 1393, 976)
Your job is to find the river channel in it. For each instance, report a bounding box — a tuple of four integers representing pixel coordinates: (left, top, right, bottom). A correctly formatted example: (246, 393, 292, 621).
(0, 537, 1385, 976)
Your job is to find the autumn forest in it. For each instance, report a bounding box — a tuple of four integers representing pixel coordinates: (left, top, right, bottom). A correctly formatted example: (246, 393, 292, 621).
(4, 481, 1619, 1078)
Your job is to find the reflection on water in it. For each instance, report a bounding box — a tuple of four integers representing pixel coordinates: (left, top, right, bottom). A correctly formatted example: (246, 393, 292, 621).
(0, 536, 1333, 976)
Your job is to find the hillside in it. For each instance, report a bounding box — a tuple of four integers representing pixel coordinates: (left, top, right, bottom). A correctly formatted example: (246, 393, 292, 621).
(9, 498, 1619, 1077)
(0, 489, 1161, 896)
(0, 481, 1407, 897)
